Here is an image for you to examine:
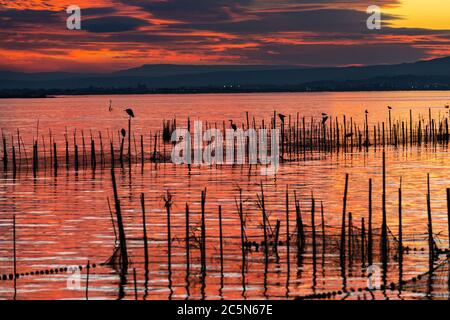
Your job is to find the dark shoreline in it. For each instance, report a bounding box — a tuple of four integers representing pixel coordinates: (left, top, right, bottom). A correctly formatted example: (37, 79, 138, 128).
(1, 86, 450, 98)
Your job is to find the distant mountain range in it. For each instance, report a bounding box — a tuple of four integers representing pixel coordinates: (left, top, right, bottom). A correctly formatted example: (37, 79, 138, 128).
(1, 57, 450, 97)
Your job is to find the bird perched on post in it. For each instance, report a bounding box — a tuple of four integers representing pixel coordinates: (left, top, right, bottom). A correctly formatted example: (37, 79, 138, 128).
(365, 110, 369, 114)
(322, 114, 328, 124)
(121, 128, 126, 137)
(278, 113, 286, 124)
(229, 120, 237, 131)
(445, 104, 449, 109)
(125, 108, 135, 118)
(387, 106, 392, 110)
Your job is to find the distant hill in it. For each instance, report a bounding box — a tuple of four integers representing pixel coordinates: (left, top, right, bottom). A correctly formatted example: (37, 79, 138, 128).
(1, 57, 450, 94)
(111, 64, 300, 77)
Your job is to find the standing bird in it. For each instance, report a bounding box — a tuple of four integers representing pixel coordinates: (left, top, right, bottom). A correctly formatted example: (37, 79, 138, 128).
(365, 110, 369, 114)
(108, 99, 113, 112)
(322, 114, 328, 124)
(121, 128, 126, 137)
(229, 120, 237, 131)
(387, 106, 392, 110)
(125, 108, 135, 118)
(278, 113, 286, 124)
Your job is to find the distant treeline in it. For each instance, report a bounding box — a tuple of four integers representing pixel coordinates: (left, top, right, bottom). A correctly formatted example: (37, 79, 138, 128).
(1, 75, 450, 98)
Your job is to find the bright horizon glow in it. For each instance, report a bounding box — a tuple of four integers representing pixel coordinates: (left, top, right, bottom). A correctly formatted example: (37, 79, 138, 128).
(385, 0, 450, 30)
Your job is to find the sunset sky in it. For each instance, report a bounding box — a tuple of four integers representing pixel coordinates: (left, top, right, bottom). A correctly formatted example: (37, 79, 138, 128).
(1, 0, 450, 72)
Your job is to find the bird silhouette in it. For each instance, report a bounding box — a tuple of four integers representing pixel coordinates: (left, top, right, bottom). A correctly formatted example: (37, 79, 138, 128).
(321, 113, 327, 116)
(445, 104, 449, 109)
(108, 99, 113, 112)
(387, 106, 392, 110)
(121, 128, 126, 137)
(365, 110, 369, 114)
(125, 108, 135, 118)
(322, 115, 328, 124)
(278, 113, 286, 123)
(229, 120, 237, 131)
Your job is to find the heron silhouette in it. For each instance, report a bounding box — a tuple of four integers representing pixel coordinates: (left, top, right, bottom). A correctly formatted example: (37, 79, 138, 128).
(229, 120, 237, 131)
(125, 108, 135, 118)
(124, 108, 134, 168)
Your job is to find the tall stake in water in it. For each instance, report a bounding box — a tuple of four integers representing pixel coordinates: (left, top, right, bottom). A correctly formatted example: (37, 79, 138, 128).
(427, 174, 434, 262)
(285, 187, 290, 276)
(111, 167, 128, 274)
(368, 178, 373, 265)
(218, 205, 224, 283)
(381, 150, 388, 265)
(141, 193, 149, 277)
(340, 174, 349, 261)
(447, 188, 450, 249)
(398, 178, 403, 262)
(13, 214, 17, 300)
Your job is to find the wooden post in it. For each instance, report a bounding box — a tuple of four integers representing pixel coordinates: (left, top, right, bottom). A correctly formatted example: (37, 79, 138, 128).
(200, 189, 207, 276)
(398, 179, 403, 260)
(111, 167, 128, 273)
(65, 135, 69, 170)
(340, 174, 349, 260)
(361, 218, 366, 267)
(141, 193, 149, 276)
(427, 174, 434, 261)
(285, 187, 290, 272)
(447, 188, 450, 249)
(13, 214, 17, 300)
(311, 193, 316, 262)
(71, 140, 77, 172)
(368, 179, 373, 265)
(128, 118, 132, 168)
(185, 203, 190, 276)
(164, 191, 172, 276)
(381, 150, 388, 264)
(140, 135, 144, 173)
(2, 134, 8, 172)
(86, 260, 90, 300)
(12, 145, 16, 176)
(321, 201, 325, 256)
(218, 205, 224, 279)
(53, 142, 57, 176)
(260, 183, 268, 264)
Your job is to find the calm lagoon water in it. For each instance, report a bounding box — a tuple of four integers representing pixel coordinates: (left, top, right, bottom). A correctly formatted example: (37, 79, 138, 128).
(1, 91, 450, 300)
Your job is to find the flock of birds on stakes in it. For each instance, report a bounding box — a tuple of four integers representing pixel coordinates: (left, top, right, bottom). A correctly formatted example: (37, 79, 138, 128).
(108, 99, 425, 135)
